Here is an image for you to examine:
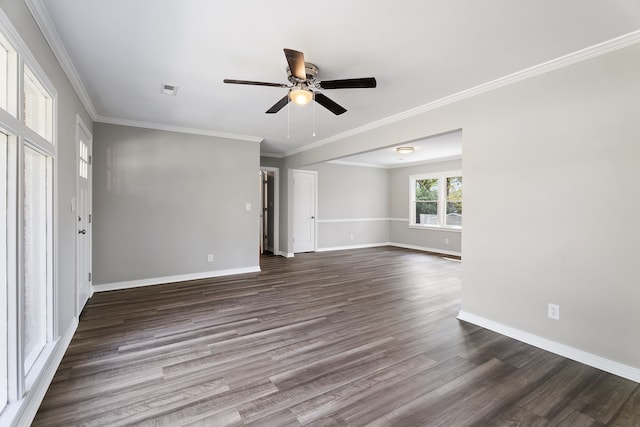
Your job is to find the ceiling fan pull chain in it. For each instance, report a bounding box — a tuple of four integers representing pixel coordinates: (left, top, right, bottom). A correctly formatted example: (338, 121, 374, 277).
(312, 92, 316, 137)
(287, 97, 290, 139)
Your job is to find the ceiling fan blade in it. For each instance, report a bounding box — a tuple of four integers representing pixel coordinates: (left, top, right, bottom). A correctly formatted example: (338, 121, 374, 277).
(284, 48, 306, 80)
(266, 94, 290, 114)
(318, 77, 377, 89)
(223, 79, 289, 88)
(315, 93, 347, 115)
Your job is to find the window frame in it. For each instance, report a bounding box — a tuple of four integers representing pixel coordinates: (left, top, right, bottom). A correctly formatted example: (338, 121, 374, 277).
(0, 10, 58, 420)
(409, 170, 463, 230)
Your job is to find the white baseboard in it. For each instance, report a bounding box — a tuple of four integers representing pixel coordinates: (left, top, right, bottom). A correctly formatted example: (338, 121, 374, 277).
(316, 242, 391, 252)
(93, 266, 261, 292)
(457, 310, 640, 383)
(389, 242, 461, 257)
(5, 318, 78, 427)
(279, 251, 295, 258)
(313, 242, 461, 257)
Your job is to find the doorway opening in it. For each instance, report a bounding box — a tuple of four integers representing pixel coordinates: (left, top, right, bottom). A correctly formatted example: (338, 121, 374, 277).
(259, 167, 279, 256)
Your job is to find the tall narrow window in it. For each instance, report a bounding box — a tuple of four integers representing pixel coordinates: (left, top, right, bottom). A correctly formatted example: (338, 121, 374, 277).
(0, 32, 16, 116)
(23, 145, 51, 373)
(0, 132, 8, 414)
(23, 66, 53, 142)
(446, 176, 463, 227)
(0, 15, 57, 424)
(79, 139, 88, 179)
(415, 178, 439, 225)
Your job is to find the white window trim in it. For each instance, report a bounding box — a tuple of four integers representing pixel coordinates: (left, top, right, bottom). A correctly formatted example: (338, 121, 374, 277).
(409, 170, 462, 231)
(0, 7, 58, 422)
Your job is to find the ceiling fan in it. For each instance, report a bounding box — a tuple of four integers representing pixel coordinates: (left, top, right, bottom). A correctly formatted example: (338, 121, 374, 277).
(223, 48, 376, 116)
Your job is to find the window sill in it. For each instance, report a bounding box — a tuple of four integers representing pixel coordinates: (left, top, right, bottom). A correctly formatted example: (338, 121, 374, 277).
(408, 224, 462, 233)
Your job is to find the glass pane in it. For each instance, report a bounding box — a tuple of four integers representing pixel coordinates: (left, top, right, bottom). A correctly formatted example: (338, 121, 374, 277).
(0, 44, 7, 112)
(0, 133, 7, 413)
(24, 67, 52, 142)
(23, 146, 49, 373)
(415, 178, 438, 201)
(446, 176, 462, 226)
(0, 33, 17, 117)
(416, 201, 438, 225)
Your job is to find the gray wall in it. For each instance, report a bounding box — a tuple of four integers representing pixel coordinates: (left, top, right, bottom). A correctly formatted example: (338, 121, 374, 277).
(461, 45, 640, 368)
(93, 123, 260, 285)
(301, 162, 390, 249)
(280, 44, 640, 370)
(389, 159, 463, 254)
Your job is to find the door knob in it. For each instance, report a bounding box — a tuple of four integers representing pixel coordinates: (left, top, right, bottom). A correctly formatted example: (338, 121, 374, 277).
(79, 229, 86, 234)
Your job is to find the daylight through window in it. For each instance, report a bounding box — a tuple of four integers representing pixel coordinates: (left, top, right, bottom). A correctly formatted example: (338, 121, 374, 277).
(410, 172, 462, 229)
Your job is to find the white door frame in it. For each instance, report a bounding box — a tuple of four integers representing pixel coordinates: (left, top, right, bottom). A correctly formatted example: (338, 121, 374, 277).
(291, 169, 318, 254)
(75, 115, 92, 316)
(260, 167, 279, 256)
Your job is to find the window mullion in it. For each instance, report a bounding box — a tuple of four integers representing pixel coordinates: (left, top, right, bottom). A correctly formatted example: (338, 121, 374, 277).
(6, 133, 24, 402)
(438, 176, 446, 227)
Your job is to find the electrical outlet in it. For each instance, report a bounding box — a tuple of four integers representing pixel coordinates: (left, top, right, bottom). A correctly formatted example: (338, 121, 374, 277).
(548, 303, 560, 320)
(207, 254, 214, 263)
(350, 234, 354, 241)
(444, 238, 449, 245)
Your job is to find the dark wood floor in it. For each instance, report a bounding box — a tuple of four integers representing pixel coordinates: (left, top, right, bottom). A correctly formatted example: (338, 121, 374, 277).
(34, 247, 639, 426)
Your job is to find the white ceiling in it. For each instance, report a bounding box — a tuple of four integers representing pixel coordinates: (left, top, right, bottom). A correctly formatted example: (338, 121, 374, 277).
(29, 1, 640, 157)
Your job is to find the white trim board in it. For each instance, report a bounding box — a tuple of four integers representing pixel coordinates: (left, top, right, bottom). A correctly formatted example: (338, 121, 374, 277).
(284, 30, 640, 157)
(315, 242, 460, 257)
(390, 242, 461, 257)
(316, 242, 391, 252)
(93, 266, 261, 292)
(457, 311, 640, 384)
(318, 217, 398, 223)
(2, 318, 78, 427)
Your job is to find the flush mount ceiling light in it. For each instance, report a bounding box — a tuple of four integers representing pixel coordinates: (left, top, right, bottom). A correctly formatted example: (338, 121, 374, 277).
(396, 147, 414, 154)
(289, 87, 313, 105)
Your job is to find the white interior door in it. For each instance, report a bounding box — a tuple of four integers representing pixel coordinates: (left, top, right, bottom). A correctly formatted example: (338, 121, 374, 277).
(293, 170, 316, 253)
(76, 119, 92, 314)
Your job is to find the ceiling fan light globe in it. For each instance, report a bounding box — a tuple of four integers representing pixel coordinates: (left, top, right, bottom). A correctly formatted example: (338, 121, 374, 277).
(290, 89, 313, 105)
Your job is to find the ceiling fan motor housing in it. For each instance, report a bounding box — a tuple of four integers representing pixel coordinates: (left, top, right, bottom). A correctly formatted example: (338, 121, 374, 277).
(288, 62, 319, 86)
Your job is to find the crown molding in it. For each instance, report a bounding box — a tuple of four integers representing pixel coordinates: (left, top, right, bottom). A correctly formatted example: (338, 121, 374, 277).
(284, 30, 640, 158)
(95, 115, 263, 143)
(25, 0, 98, 119)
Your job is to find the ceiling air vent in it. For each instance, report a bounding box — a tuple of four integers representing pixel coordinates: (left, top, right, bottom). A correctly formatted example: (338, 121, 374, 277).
(161, 83, 178, 96)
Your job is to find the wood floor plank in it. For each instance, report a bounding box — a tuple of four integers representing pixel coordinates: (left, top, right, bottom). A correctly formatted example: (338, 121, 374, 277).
(31, 247, 639, 426)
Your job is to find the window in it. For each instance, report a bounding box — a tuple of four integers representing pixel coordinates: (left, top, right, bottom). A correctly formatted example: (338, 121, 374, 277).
(0, 32, 16, 116)
(23, 145, 52, 373)
(24, 66, 53, 142)
(79, 139, 88, 179)
(0, 16, 56, 421)
(0, 132, 7, 414)
(410, 171, 462, 229)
